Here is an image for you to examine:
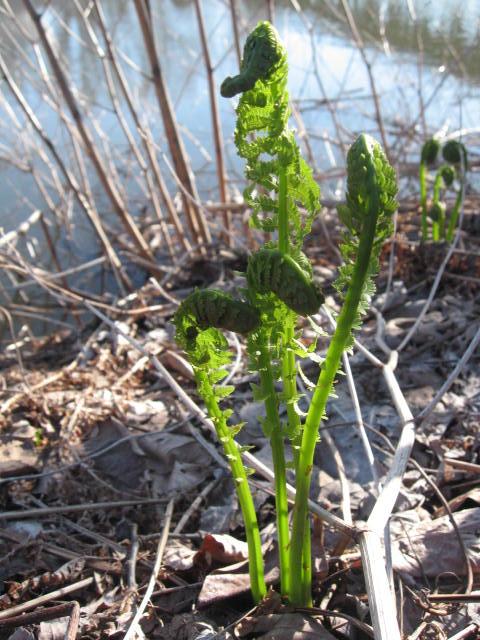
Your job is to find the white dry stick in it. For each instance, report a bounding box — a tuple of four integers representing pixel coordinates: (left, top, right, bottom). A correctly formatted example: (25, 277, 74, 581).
(323, 430, 351, 523)
(358, 351, 415, 640)
(0, 209, 42, 248)
(368, 352, 415, 533)
(123, 498, 174, 640)
(322, 306, 414, 640)
(342, 352, 379, 486)
(0, 577, 94, 620)
(342, 350, 395, 585)
(445, 624, 479, 640)
(223, 331, 243, 386)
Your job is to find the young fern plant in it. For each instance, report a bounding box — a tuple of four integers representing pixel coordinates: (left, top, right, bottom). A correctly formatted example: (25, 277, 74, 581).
(222, 20, 322, 599)
(430, 164, 455, 241)
(442, 140, 468, 242)
(289, 134, 397, 606)
(174, 290, 266, 603)
(419, 138, 468, 242)
(419, 138, 440, 241)
(175, 21, 397, 609)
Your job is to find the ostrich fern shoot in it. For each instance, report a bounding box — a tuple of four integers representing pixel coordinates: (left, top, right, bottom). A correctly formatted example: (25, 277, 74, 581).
(419, 138, 468, 242)
(174, 21, 397, 608)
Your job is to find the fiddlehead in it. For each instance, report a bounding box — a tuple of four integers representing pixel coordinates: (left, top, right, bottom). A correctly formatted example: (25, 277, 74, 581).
(334, 134, 397, 341)
(176, 289, 260, 340)
(429, 201, 446, 223)
(419, 138, 440, 241)
(221, 21, 320, 249)
(431, 165, 456, 240)
(442, 140, 468, 242)
(442, 140, 468, 168)
(174, 290, 266, 602)
(290, 134, 397, 606)
(247, 248, 324, 316)
(220, 21, 284, 98)
(437, 164, 455, 188)
(421, 138, 440, 165)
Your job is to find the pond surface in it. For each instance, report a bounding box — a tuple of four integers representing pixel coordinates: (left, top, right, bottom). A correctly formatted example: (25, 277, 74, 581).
(0, 0, 479, 333)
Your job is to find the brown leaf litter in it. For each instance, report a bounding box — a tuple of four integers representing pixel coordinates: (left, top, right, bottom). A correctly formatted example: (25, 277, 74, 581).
(0, 233, 479, 638)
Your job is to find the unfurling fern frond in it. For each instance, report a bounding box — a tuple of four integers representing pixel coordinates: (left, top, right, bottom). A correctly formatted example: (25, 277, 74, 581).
(437, 164, 455, 188)
(421, 138, 440, 165)
(442, 140, 468, 168)
(220, 21, 284, 98)
(419, 137, 440, 240)
(333, 134, 397, 340)
(289, 134, 397, 606)
(176, 289, 260, 339)
(221, 21, 320, 249)
(247, 248, 324, 316)
(428, 201, 446, 222)
(173, 289, 266, 603)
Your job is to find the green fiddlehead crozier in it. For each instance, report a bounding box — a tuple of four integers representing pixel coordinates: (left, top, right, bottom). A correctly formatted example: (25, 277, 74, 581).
(174, 289, 266, 602)
(289, 134, 397, 606)
(221, 21, 319, 248)
(177, 289, 260, 338)
(220, 21, 284, 98)
(442, 140, 468, 242)
(442, 140, 468, 168)
(419, 137, 440, 241)
(247, 248, 324, 316)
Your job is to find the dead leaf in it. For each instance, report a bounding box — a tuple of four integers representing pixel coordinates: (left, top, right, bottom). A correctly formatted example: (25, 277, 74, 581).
(83, 418, 146, 490)
(197, 546, 279, 607)
(195, 533, 248, 566)
(139, 432, 210, 466)
(125, 399, 168, 429)
(155, 612, 216, 640)
(6, 629, 36, 640)
(0, 422, 40, 478)
(200, 503, 236, 534)
(165, 460, 210, 493)
(392, 507, 480, 577)
(435, 488, 480, 517)
(236, 612, 336, 639)
(38, 618, 69, 640)
(7, 558, 85, 602)
(197, 567, 253, 607)
(164, 539, 197, 571)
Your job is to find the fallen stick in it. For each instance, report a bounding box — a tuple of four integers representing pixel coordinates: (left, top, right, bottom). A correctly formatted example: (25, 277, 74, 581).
(123, 499, 174, 640)
(0, 498, 167, 519)
(0, 601, 80, 639)
(0, 579, 92, 621)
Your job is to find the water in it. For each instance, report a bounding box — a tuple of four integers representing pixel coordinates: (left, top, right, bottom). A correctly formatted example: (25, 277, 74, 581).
(0, 0, 479, 334)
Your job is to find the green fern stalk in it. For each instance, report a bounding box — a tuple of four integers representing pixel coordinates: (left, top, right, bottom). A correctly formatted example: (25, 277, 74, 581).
(445, 188, 463, 242)
(443, 140, 468, 243)
(222, 21, 321, 600)
(174, 292, 266, 602)
(278, 167, 289, 254)
(253, 332, 291, 597)
(276, 153, 313, 603)
(419, 138, 440, 241)
(431, 165, 455, 240)
(289, 134, 397, 606)
(196, 368, 266, 602)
